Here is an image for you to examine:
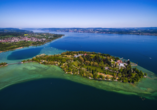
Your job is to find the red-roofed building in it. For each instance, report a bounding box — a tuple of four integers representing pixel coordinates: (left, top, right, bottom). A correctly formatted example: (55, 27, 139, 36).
(117, 60, 123, 65)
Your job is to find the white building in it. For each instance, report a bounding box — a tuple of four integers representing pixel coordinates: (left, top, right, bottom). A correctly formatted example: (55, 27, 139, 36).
(74, 54, 83, 58)
(119, 63, 125, 67)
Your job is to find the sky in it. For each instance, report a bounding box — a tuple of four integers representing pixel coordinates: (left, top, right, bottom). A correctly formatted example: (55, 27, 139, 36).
(0, 0, 157, 28)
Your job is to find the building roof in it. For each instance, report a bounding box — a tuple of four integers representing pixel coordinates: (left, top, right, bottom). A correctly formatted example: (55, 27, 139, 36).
(119, 63, 125, 67)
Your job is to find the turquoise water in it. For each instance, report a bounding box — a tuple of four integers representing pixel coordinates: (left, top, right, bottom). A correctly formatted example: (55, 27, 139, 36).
(0, 31, 157, 109)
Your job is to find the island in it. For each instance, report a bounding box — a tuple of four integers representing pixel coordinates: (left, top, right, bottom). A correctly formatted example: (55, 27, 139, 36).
(0, 28, 64, 52)
(22, 51, 147, 83)
(0, 62, 8, 67)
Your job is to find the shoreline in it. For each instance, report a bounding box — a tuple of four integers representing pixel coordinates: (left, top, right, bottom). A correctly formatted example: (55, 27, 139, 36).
(15, 47, 23, 50)
(0, 36, 63, 54)
(0, 61, 156, 100)
(21, 51, 147, 84)
(21, 61, 136, 83)
(1, 53, 156, 100)
(45, 31, 157, 36)
(0, 47, 23, 54)
(0, 64, 8, 68)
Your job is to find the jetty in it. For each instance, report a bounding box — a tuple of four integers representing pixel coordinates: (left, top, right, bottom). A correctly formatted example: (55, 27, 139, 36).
(131, 62, 138, 66)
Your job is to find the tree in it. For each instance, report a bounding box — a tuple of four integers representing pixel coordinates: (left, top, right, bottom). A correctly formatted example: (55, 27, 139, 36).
(99, 75, 104, 79)
(112, 77, 115, 81)
(79, 69, 84, 76)
(85, 54, 91, 61)
(123, 78, 128, 83)
(92, 69, 95, 74)
(127, 60, 130, 65)
(79, 56, 84, 62)
(113, 73, 117, 78)
(67, 67, 72, 72)
(93, 73, 98, 79)
(100, 66, 103, 70)
(85, 61, 90, 65)
(72, 69, 75, 74)
(93, 62, 98, 66)
(115, 57, 120, 61)
(106, 76, 110, 80)
(90, 62, 94, 66)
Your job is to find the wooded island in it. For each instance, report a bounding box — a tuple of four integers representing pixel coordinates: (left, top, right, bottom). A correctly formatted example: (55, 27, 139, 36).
(22, 51, 147, 83)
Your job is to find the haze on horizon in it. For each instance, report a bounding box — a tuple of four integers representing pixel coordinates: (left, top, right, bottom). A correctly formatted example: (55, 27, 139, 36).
(0, 0, 157, 28)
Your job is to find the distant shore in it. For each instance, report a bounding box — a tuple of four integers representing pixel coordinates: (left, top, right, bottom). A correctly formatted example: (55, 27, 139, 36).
(0, 32, 64, 54)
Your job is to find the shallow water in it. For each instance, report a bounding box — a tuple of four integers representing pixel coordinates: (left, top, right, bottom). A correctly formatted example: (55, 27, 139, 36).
(0, 62, 157, 100)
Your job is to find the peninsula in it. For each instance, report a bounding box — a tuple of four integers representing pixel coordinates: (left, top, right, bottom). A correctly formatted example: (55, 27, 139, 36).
(0, 28, 64, 52)
(22, 51, 147, 83)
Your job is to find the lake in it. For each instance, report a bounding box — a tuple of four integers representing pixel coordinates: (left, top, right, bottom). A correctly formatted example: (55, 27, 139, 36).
(0, 31, 157, 110)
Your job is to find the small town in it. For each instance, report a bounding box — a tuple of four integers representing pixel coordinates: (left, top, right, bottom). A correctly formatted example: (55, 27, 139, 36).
(0, 37, 46, 43)
(0, 32, 63, 52)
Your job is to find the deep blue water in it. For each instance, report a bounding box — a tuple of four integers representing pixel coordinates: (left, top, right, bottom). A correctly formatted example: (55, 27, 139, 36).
(8, 47, 42, 60)
(0, 78, 156, 110)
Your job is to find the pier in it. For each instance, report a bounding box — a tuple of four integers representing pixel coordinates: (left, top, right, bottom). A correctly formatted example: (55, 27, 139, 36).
(131, 63, 138, 66)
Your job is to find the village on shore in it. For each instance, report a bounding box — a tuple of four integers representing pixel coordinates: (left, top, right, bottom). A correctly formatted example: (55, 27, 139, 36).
(0, 36, 46, 43)
(0, 33, 61, 43)
(0, 33, 63, 52)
